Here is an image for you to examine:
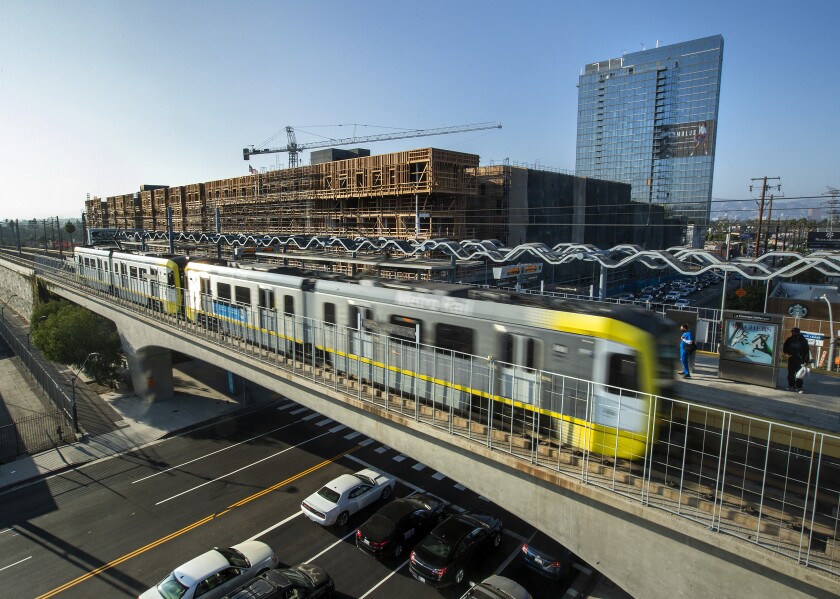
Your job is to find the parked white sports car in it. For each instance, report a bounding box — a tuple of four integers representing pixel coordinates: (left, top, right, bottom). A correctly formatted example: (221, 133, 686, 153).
(301, 468, 396, 526)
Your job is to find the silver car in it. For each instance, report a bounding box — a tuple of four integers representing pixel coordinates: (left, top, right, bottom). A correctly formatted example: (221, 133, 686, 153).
(139, 540, 277, 599)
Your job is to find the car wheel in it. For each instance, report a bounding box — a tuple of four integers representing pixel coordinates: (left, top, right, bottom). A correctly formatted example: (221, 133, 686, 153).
(393, 543, 403, 558)
(381, 485, 392, 501)
(454, 568, 465, 584)
(336, 511, 350, 526)
(493, 532, 502, 548)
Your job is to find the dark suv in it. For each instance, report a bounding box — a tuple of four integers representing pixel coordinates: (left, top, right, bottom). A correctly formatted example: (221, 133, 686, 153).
(409, 512, 503, 588)
(356, 493, 445, 559)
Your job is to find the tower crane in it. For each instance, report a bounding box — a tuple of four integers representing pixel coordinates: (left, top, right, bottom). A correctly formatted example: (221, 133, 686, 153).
(243, 122, 502, 167)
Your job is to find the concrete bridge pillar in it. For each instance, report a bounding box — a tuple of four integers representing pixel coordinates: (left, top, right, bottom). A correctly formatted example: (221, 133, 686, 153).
(119, 336, 174, 402)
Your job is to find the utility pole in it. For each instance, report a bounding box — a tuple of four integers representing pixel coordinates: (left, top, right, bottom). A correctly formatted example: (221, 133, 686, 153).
(824, 186, 840, 231)
(751, 176, 781, 257)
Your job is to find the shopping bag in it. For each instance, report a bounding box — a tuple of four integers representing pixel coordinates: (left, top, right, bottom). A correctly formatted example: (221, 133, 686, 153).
(795, 366, 809, 380)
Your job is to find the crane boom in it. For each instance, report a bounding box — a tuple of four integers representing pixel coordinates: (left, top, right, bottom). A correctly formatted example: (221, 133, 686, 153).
(243, 121, 502, 161)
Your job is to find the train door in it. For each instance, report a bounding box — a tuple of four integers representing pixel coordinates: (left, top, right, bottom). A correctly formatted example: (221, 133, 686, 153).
(591, 339, 647, 457)
(148, 268, 160, 309)
(258, 287, 275, 349)
(497, 333, 542, 406)
(346, 305, 374, 380)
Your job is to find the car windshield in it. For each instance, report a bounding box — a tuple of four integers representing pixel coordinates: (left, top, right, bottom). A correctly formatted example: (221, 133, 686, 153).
(317, 486, 340, 503)
(419, 533, 453, 558)
(355, 473, 375, 486)
(217, 547, 250, 568)
(157, 574, 188, 599)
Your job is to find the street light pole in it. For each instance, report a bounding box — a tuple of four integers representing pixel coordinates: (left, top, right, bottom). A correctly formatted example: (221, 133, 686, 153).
(27, 315, 48, 347)
(820, 295, 835, 372)
(1, 294, 19, 322)
(71, 352, 99, 432)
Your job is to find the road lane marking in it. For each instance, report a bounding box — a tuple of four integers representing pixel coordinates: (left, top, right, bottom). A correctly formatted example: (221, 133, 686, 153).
(478, 495, 490, 502)
(305, 529, 356, 562)
(495, 530, 535, 575)
(392, 455, 406, 462)
(411, 463, 425, 471)
(34, 447, 359, 599)
(316, 418, 333, 426)
(453, 483, 465, 491)
(329, 424, 347, 433)
(156, 430, 334, 505)
(359, 438, 374, 446)
(246, 510, 304, 541)
(302, 412, 320, 421)
(432, 472, 445, 480)
(290, 407, 308, 415)
(277, 402, 296, 410)
(374, 445, 390, 454)
(0, 556, 31, 572)
(358, 559, 409, 599)
(133, 418, 306, 484)
(344, 431, 362, 440)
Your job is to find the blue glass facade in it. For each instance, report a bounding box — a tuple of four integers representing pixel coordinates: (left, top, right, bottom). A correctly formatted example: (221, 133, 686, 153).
(575, 36, 723, 247)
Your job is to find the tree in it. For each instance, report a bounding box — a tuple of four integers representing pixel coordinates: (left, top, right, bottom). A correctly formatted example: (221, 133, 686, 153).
(30, 301, 122, 385)
(726, 283, 767, 313)
(64, 222, 77, 247)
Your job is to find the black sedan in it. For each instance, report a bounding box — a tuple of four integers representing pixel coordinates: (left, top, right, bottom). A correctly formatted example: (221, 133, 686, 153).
(223, 563, 334, 598)
(409, 511, 503, 588)
(356, 493, 446, 559)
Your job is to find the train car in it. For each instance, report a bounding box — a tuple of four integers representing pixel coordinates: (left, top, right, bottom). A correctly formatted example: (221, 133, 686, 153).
(183, 260, 675, 460)
(183, 261, 311, 357)
(73, 246, 188, 314)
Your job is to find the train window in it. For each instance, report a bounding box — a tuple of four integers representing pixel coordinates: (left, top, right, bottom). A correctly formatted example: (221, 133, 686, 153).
(234, 286, 251, 305)
(501, 334, 514, 364)
(435, 323, 474, 355)
(120, 263, 127, 276)
(389, 315, 421, 342)
(283, 295, 294, 316)
(129, 266, 138, 278)
(324, 302, 336, 325)
(607, 353, 639, 395)
(525, 338, 541, 370)
(200, 277, 210, 296)
(167, 271, 175, 286)
(217, 282, 231, 302)
(259, 289, 274, 309)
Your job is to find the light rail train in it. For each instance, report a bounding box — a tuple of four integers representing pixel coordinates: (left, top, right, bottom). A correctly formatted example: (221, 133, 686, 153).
(73, 246, 678, 460)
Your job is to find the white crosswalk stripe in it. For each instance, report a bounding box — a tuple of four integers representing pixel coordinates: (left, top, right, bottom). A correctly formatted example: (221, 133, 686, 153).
(344, 431, 362, 440)
(412, 463, 426, 471)
(301, 412, 319, 421)
(392, 455, 406, 462)
(432, 472, 445, 480)
(316, 418, 333, 427)
(289, 407, 308, 415)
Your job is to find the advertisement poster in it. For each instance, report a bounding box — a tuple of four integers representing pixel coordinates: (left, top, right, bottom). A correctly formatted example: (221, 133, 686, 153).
(655, 119, 716, 159)
(723, 320, 777, 365)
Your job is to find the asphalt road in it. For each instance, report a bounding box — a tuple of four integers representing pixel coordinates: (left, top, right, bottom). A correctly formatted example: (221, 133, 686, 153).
(0, 401, 574, 599)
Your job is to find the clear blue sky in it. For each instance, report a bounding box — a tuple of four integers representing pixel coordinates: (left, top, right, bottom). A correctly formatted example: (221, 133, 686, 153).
(1, 0, 837, 220)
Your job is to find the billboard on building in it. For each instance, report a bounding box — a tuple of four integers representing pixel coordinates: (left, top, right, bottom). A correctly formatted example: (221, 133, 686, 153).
(807, 231, 840, 250)
(655, 120, 716, 159)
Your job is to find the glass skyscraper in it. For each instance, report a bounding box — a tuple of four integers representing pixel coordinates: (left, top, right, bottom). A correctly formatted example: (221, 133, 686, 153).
(575, 36, 723, 247)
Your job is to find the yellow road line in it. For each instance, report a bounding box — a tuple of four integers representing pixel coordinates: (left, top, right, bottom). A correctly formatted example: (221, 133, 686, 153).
(34, 446, 358, 599)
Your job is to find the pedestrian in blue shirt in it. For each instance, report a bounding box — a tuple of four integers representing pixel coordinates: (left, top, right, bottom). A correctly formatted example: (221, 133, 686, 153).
(679, 323, 694, 378)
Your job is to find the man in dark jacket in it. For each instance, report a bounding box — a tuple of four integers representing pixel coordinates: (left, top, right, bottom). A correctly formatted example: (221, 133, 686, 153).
(783, 327, 811, 393)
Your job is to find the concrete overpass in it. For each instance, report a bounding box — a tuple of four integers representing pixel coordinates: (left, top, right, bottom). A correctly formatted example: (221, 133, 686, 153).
(0, 252, 837, 599)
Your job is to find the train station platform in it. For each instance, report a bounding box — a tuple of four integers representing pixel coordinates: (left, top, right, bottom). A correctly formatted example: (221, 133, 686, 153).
(675, 351, 840, 433)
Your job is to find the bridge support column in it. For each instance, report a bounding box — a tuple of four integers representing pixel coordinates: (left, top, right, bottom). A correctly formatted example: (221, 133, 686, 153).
(122, 343, 174, 402)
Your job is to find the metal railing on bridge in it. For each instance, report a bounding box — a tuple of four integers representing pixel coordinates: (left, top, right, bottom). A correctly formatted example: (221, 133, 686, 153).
(6, 250, 840, 579)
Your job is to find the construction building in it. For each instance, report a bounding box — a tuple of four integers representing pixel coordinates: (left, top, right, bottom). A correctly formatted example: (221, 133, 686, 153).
(84, 146, 672, 287)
